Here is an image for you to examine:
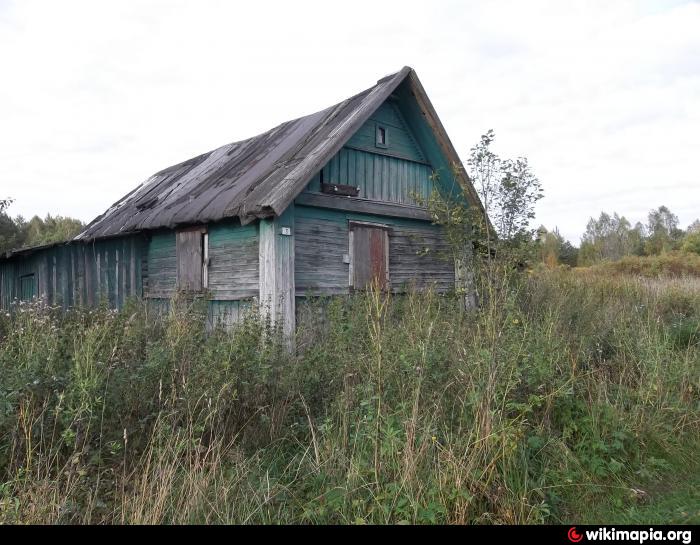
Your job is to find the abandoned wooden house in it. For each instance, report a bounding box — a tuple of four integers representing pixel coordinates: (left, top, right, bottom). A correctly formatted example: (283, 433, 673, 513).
(0, 66, 485, 335)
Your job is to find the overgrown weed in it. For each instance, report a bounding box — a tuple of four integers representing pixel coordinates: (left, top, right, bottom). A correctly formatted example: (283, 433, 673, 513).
(0, 270, 697, 523)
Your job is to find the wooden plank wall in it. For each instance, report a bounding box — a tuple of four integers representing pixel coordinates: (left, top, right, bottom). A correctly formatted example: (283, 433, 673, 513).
(207, 222, 259, 300)
(0, 221, 260, 329)
(207, 299, 254, 330)
(303, 100, 434, 209)
(345, 101, 426, 162)
(305, 148, 434, 207)
(145, 222, 259, 300)
(146, 231, 177, 298)
(0, 235, 145, 310)
(294, 206, 454, 296)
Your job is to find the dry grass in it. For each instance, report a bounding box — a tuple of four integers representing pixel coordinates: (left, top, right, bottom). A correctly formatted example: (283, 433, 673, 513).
(579, 252, 700, 278)
(0, 269, 697, 524)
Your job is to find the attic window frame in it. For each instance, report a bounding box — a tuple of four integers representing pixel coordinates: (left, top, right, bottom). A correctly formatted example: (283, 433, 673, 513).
(375, 124, 389, 149)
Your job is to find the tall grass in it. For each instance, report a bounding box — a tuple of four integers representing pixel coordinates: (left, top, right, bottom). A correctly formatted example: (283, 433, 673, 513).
(580, 251, 700, 278)
(0, 270, 698, 524)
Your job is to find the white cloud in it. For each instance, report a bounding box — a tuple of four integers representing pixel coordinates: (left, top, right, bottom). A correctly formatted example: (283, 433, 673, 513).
(0, 0, 698, 242)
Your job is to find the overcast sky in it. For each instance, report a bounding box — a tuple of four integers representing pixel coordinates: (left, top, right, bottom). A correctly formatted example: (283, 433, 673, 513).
(1, 0, 698, 242)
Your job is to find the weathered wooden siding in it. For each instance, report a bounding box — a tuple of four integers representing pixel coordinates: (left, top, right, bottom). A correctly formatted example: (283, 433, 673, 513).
(146, 231, 177, 298)
(389, 224, 455, 291)
(0, 236, 145, 310)
(145, 221, 259, 301)
(345, 101, 426, 163)
(1, 254, 42, 308)
(305, 148, 433, 207)
(295, 208, 348, 295)
(294, 206, 454, 296)
(303, 98, 434, 208)
(208, 222, 259, 300)
(1, 220, 260, 312)
(207, 299, 254, 330)
(147, 298, 254, 331)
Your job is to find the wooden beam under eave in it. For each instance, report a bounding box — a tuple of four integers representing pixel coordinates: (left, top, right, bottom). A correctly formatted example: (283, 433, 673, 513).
(295, 193, 432, 221)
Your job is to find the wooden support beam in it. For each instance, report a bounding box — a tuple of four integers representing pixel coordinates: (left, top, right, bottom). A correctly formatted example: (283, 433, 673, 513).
(295, 192, 431, 221)
(454, 239, 478, 311)
(258, 205, 295, 347)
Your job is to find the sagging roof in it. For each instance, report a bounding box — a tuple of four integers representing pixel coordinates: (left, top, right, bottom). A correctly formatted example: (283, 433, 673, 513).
(0, 239, 70, 261)
(75, 66, 484, 240)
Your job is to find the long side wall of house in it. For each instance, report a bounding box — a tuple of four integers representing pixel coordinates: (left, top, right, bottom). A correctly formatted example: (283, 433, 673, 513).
(294, 205, 454, 296)
(0, 219, 260, 329)
(0, 235, 146, 310)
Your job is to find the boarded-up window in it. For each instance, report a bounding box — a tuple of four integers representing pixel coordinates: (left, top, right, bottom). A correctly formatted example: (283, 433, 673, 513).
(350, 223, 390, 290)
(176, 227, 208, 292)
(19, 273, 36, 301)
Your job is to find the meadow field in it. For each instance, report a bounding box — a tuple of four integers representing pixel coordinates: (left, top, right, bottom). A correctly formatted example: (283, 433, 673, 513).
(0, 266, 698, 524)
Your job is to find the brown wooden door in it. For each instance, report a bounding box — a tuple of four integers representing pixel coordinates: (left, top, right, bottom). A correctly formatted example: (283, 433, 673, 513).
(350, 224, 389, 290)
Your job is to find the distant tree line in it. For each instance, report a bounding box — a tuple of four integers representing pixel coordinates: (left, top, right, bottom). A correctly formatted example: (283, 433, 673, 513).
(0, 198, 84, 255)
(538, 205, 700, 267)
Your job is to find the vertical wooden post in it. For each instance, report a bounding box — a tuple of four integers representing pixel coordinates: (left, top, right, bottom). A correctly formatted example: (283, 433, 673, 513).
(39, 253, 49, 304)
(258, 206, 295, 348)
(455, 240, 478, 311)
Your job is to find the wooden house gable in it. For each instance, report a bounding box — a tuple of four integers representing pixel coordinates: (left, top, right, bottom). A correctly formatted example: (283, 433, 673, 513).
(345, 100, 427, 163)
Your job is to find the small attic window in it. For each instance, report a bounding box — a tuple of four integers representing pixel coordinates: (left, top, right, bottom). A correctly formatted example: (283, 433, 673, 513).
(375, 124, 389, 148)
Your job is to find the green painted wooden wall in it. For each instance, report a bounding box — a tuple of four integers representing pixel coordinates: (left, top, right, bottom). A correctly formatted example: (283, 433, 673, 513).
(144, 220, 258, 300)
(294, 205, 454, 296)
(0, 235, 145, 310)
(305, 148, 434, 207)
(304, 99, 434, 208)
(345, 100, 427, 163)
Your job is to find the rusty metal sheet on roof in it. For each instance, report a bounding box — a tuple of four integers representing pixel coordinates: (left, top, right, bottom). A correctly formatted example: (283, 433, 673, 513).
(76, 67, 413, 240)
